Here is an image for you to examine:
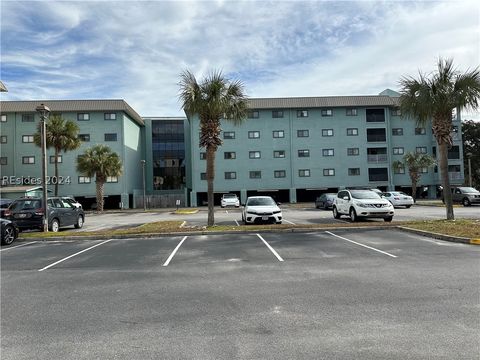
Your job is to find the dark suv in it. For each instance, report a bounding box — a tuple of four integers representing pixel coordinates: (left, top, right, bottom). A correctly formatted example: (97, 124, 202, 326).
(4, 197, 85, 232)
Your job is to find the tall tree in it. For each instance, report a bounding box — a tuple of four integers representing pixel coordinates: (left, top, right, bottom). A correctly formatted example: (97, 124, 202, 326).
(76, 144, 123, 212)
(393, 152, 436, 202)
(179, 70, 247, 226)
(399, 58, 480, 219)
(34, 115, 81, 196)
(462, 120, 480, 188)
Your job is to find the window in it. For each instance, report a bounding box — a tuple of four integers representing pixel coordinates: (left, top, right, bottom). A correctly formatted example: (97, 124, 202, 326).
(78, 134, 90, 142)
(347, 148, 359, 156)
(391, 108, 402, 116)
(274, 150, 285, 158)
(348, 168, 360, 176)
(415, 127, 426, 135)
(394, 166, 405, 174)
(448, 165, 461, 173)
(78, 176, 91, 184)
(272, 110, 283, 118)
(322, 149, 334, 156)
(106, 176, 118, 183)
(368, 168, 388, 181)
(367, 128, 386, 142)
(104, 113, 116, 120)
(0, 135, 7, 144)
(297, 130, 309, 137)
(23, 135, 35, 143)
(346, 128, 358, 136)
(22, 156, 35, 164)
(273, 130, 284, 138)
(224, 152, 236, 159)
(323, 169, 335, 176)
(77, 113, 90, 121)
(22, 114, 34, 122)
(346, 108, 358, 116)
(200, 152, 206, 160)
(249, 171, 261, 179)
(223, 131, 235, 139)
(299, 169, 310, 177)
(49, 155, 62, 164)
(274, 170, 286, 178)
(393, 147, 404, 155)
(1, 115, 6, 122)
(366, 109, 385, 122)
(420, 167, 428, 173)
(392, 128, 403, 136)
(321, 109, 333, 116)
(248, 131, 260, 139)
(0, 157, 7, 165)
(448, 146, 460, 159)
(225, 172, 236, 180)
(322, 129, 333, 137)
(249, 151, 261, 159)
(247, 110, 259, 119)
(104, 133, 117, 141)
(200, 173, 207, 180)
(298, 149, 310, 157)
(416, 147, 427, 154)
(297, 110, 308, 117)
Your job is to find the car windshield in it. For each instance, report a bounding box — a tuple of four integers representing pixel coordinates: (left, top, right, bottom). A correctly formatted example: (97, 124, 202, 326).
(247, 197, 275, 206)
(10, 200, 41, 211)
(223, 194, 237, 199)
(459, 187, 478, 193)
(351, 190, 381, 199)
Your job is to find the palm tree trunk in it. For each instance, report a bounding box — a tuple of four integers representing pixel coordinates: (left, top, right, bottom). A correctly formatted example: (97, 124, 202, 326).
(206, 145, 216, 226)
(54, 148, 59, 196)
(439, 142, 454, 219)
(96, 174, 105, 212)
(411, 178, 417, 202)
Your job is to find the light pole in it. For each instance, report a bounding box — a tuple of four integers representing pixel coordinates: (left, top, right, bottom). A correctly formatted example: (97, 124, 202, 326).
(467, 153, 472, 187)
(36, 104, 50, 232)
(140, 160, 146, 211)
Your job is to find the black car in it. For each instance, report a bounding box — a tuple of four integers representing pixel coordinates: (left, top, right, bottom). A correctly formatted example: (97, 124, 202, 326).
(0, 198, 13, 218)
(315, 193, 336, 210)
(1, 218, 18, 245)
(4, 197, 85, 232)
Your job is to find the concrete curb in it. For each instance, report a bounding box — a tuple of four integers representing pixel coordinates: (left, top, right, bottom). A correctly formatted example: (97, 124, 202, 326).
(396, 226, 478, 245)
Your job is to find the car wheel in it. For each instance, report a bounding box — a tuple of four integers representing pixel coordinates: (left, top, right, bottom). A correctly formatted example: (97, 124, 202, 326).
(384, 216, 393, 222)
(1, 225, 16, 245)
(333, 207, 341, 219)
(74, 215, 84, 229)
(462, 198, 471, 207)
(405, 205, 411, 208)
(349, 208, 358, 222)
(50, 218, 60, 232)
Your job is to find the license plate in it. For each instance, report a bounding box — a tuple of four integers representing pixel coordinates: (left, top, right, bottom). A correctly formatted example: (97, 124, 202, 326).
(262, 216, 269, 221)
(17, 213, 27, 218)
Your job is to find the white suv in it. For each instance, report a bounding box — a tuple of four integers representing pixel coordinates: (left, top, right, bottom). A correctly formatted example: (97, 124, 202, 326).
(332, 189, 394, 222)
(221, 193, 240, 208)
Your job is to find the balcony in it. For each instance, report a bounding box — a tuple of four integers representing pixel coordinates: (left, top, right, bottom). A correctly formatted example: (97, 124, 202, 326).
(367, 154, 388, 163)
(449, 172, 463, 181)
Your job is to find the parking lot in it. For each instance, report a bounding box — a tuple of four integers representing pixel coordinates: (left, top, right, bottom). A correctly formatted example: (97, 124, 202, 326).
(2, 228, 479, 359)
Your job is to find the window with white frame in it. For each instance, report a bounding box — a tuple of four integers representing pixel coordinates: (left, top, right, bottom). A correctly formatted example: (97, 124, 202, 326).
(346, 128, 358, 136)
(22, 114, 34, 122)
(321, 109, 333, 116)
(200, 152, 206, 160)
(297, 129, 309, 137)
(346, 108, 357, 116)
(394, 166, 405, 174)
(78, 134, 90, 142)
(323, 169, 335, 176)
(224, 152, 236, 159)
(104, 133, 117, 141)
(393, 147, 404, 155)
(247, 110, 259, 119)
(420, 167, 428, 173)
(297, 110, 308, 117)
(49, 155, 62, 164)
(298, 149, 310, 157)
(0, 157, 7, 165)
(274, 150, 285, 158)
(272, 110, 283, 118)
(106, 176, 118, 183)
(22, 135, 34, 143)
(248, 131, 260, 139)
(347, 148, 359, 156)
(78, 176, 91, 184)
(223, 131, 235, 139)
(249, 171, 261, 179)
(348, 168, 360, 176)
(416, 146, 427, 154)
(392, 128, 403, 136)
(273, 130, 284, 138)
(224, 172, 236, 179)
(322, 129, 334, 136)
(200, 173, 207, 180)
(274, 170, 286, 178)
(104, 113, 116, 120)
(0, 135, 7, 144)
(77, 113, 90, 121)
(415, 127, 426, 135)
(249, 151, 261, 159)
(299, 169, 310, 177)
(391, 108, 402, 116)
(1, 114, 6, 122)
(22, 156, 35, 164)
(322, 149, 334, 156)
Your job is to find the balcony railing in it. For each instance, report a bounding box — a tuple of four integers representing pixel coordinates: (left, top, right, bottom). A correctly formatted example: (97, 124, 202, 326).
(449, 172, 463, 180)
(367, 154, 388, 163)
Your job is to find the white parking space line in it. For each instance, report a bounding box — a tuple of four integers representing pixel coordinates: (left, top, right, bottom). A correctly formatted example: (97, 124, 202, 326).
(162, 236, 188, 266)
(0, 241, 38, 252)
(234, 220, 240, 226)
(325, 231, 397, 258)
(38, 239, 113, 272)
(283, 219, 296, 225)
(256, 234, 284, 262)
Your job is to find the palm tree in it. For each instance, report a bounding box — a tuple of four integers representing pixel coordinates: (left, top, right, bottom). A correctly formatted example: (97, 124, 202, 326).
(76, 144, 123, 212)
(34, 115, 81, 196)
(399, 58, 480, 219)
(393, 152, 436, 202)
(179, 69, 248, 226)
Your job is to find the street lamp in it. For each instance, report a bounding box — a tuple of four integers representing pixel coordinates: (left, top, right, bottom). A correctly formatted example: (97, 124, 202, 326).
(36, 103, 50, 232)
(140, 160, 146, 211)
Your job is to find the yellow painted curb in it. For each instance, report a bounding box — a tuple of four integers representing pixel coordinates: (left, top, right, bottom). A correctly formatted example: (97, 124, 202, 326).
(470, 239, 480, 245)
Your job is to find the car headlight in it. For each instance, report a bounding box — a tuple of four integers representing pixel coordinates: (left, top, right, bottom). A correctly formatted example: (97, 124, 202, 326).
(273, 210, 281, 214)
(247, 210, 257, 215)
(355, 202, 367, 208)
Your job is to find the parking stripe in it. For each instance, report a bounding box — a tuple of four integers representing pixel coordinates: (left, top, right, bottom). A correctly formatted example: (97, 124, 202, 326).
(0, 241, 37, 252)
(256, 234, 284, 262)
(283, 219, 296, 225)
(325, 231, 397, 258)
(38, 239, 113, 272)
(162, 236, 188, 266)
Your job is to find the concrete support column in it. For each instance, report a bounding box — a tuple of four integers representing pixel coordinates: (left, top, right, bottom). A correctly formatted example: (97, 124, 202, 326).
(240, 189, 247, 205)
(190, 191, 197, 207)
(289, 188, 297, 203)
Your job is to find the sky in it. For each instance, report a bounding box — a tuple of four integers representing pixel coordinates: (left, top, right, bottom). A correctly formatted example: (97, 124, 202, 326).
(1, 0, 479, 120)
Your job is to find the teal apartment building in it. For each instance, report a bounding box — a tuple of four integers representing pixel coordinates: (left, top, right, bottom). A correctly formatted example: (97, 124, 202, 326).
(0, 90, 465, 208)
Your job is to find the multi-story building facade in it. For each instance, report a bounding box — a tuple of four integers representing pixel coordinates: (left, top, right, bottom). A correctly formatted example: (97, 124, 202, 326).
(0, 100, 145, 209)
(186, 90, 465, 206)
